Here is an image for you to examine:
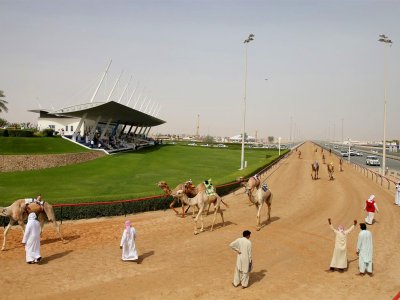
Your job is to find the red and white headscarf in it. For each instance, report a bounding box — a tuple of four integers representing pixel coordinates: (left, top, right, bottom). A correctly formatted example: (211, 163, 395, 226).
(125, 220, 131, 233)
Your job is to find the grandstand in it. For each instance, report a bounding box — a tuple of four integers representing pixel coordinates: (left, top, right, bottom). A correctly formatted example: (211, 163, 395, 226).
(30, 101, 165, 154)
(29, 61, 166, 154)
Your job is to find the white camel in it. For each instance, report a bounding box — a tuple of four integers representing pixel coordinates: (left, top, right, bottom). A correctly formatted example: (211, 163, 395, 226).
(0, 198, 64, 251)
(245, 183, 273, 231)
(175, 190, 228, 235)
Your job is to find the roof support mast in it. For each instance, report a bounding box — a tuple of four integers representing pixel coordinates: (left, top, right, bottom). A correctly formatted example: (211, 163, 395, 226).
(118, 75, 133, 103)
(107, 70, 124, 102)
(90, 60, 112, 103)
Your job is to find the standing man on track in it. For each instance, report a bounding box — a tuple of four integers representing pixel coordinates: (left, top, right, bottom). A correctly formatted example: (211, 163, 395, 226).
(356, 223, 373, 276)
(230, 230, 252, 289)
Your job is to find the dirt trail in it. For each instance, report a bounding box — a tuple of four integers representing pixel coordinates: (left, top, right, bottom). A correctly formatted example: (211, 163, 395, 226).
(1, 141, 399, 299)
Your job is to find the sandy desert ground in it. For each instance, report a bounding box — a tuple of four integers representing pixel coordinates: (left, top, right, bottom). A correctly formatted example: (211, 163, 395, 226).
(1, 141, 399, 300)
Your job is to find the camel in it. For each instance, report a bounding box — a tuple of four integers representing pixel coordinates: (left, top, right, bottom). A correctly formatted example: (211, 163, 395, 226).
(238, 175, 261, 204)
(174, 190, 227, 235)
(322, 154, 326, 164)
(157, 180, 197, 217)
(339, 158, 343, 172)
(0, 198, 64, 251)
(298, 151, 302, 159)
(311, 161, 319, 180)
(157, 180, 217, 217)
(245, 183, 273, 230)
(328, 162, 335, 180)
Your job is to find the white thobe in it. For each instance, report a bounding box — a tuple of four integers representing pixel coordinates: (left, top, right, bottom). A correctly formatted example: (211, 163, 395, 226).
(120, 227, 138, 261)
(329, 224, 354, 269)
(22, 217, 41, 263)
(230, 237, 252, 287)
(395, 184, 400, 206)
(357, 230, 373, 273)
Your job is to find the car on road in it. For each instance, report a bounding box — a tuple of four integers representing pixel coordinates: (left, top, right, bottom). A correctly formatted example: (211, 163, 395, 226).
(187, 143, 197, 146)
(216, 144, 227, 148)
(355, 151, 363, 156)
(340, 150, 348, 157)
(366, 155, 380, 166)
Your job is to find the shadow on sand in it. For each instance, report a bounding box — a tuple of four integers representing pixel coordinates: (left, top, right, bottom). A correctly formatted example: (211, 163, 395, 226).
(249, 269, 267, 286)
(137, 250, 155, 264)
(40, 249, 73, 264)
(259, 216, 280, 229)
(41, 234, 80, 245)
(202, 220, 237, 232)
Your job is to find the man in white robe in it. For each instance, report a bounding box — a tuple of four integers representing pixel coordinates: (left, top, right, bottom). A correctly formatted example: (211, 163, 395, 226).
(22, 213, 41, 264)
(230, 230, 252, 288)
(356, 223, 373, 276)
(328, 218, 357, 271)
(364, 195, 379, 225)
(395, 182, 400, 206)
(120, 220, 138, 261)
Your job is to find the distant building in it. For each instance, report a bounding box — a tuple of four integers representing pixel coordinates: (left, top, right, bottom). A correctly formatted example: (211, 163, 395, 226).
(229, 134, 256, 143)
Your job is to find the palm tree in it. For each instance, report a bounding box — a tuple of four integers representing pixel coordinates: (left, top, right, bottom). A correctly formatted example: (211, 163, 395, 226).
(0, 90, 8, 113)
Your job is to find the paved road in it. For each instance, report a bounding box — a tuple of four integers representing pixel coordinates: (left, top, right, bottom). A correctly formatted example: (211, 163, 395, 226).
(316, 141, 400, 176)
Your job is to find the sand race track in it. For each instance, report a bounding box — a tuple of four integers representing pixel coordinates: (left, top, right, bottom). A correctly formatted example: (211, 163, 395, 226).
(1, 142, 400, 300)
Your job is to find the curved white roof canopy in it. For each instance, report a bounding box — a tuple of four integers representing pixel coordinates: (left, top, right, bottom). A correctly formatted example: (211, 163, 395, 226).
(53, 101, 165, 127)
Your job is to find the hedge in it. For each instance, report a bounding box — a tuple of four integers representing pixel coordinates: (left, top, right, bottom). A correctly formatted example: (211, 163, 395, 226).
(6, 129, 34, 137)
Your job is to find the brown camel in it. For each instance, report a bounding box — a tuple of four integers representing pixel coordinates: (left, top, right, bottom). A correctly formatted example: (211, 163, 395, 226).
(238, 175, 261, 204)
(339, 158, 343, 172)
(157, 180, 196, 217)
(328, 162, 335, 180)
(0, 198, 64, 251)
(298, 151, 302, 159)
(311, 161, 319, 180)
(158, 180, 218, 217)
(245, 183, 273, 230)
(174, 190, 227, 235)
(322, 154, 326, 164)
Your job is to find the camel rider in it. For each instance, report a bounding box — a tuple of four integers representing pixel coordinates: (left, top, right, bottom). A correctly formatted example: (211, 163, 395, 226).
(204, 179, 215, 196)
(261, 183, 268, 192)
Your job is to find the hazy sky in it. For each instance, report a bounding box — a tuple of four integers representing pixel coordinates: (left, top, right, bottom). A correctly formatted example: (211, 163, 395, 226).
(1, 0, 399, 141)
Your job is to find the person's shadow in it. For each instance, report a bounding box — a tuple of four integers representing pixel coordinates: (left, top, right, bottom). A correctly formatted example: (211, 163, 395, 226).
(249, 269, 267, 286)
(40, 250, 73, 265)
(136, 250, 155, 264)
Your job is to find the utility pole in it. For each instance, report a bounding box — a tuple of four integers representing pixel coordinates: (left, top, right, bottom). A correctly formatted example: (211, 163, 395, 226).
(196, 114, 200, 137)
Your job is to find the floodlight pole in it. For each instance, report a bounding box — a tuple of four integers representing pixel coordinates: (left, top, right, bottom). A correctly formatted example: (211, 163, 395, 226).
(240, 33, 255, 170)
(378, 34, 392, 176)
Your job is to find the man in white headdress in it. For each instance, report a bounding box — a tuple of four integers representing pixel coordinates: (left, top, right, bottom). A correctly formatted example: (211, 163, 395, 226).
(328, 218, 357, 271)
(395, 182, 400, 206)
(230, 230, 252, 288)
(120, 220, 138, 262)
(22, 212, 42, 264)
(357, 223, 373, 276)
(364, 195, 379, 225)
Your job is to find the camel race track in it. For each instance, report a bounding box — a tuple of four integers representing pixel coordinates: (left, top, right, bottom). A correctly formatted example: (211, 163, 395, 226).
(1, 141, 400, 300)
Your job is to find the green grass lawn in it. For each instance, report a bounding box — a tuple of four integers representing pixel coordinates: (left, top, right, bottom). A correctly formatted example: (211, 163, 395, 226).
(0, 144, 286, 206)
(0, 137, 89, 154)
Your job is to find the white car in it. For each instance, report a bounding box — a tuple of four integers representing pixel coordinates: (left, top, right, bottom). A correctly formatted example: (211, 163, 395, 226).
(187, 143, 197, 146)
(216, 144, 227, 148)
(355, 151, 363, 157)
(366, 155, 380, 166)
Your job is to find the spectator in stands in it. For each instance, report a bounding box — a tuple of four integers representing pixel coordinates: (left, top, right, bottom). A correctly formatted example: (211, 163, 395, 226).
(120, 220, 138, 262)
(395, 181, 400, 206)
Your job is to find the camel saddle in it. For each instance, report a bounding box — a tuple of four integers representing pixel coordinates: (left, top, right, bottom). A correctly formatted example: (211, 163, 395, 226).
(204, 179, 216, 196)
